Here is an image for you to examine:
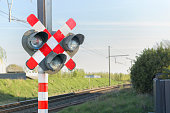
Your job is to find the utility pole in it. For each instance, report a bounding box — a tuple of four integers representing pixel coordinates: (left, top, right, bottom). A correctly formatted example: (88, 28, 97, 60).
(108, 46, 111, 86)
(7, 0, 13, 22)
(108, 46, 129, 86)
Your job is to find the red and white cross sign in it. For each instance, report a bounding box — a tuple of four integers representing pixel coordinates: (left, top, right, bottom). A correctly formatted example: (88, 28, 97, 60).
(26, 14, 76, 70)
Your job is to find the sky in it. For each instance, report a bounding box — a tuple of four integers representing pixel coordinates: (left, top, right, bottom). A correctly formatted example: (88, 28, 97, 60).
(0, 0, 170, 74)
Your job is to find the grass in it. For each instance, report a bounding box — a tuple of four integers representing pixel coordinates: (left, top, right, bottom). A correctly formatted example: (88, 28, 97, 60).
(58, 88, 154, 113)
(0, 74, 129, 105)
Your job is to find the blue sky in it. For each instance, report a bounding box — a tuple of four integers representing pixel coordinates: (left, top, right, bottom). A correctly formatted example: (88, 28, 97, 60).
(0, 0, 170, 73)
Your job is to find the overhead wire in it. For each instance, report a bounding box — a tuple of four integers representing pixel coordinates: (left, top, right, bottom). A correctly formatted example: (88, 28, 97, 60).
(110, 48, 135, 66)
(81, 42, 107, 55)
(111, 48, 129, 56)
(0, 9, 28, 24)
(107, 47, 130, 66)
(80, 46, 129, 67)
(110, 57, 129, 66)
(81, 46, 130, 67)
(0, 12, 8, 20)
(81, 46, 106, 58)
(0, 9, 30, 28)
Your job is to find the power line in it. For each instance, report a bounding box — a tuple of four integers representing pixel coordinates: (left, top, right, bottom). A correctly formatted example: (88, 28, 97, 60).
(0, 9, 30, 28)
(82, 42, 106, 54)
(81, 46, 106, 58)
(80, 49, 95, 56)
(0, 9, 28, 24)
(111, 48, 130, 56)
(81, 46, 131, 67)
(80, 48, 106, 59)
(110, 54, 129, 57)
(0, 13, 8, 20)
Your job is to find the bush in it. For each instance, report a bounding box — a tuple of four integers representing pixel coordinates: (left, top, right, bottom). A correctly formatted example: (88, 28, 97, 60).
(112, 73, 130, 81)
(6, 64, 24, 73)
(130, 46, 170, 93)
(157, 67, 170, 79)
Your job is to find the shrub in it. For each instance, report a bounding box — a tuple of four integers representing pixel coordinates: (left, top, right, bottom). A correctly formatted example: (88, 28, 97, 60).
(157, 67, 170, 79)
(6, 64, 24, 73)
(130, 46, 170, 93)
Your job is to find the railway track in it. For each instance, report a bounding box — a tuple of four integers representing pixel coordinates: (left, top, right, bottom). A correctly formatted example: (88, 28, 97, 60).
(0, 84, 131, 113)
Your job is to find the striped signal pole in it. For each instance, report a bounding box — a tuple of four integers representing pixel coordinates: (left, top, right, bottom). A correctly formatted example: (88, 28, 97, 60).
(37, 0, 51, 112)
(38, 67, 48, 112)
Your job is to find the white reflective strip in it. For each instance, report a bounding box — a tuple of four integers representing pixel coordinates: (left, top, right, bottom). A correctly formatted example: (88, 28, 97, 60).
(38, 73, 48, 83)
(38, 109, 48, 113)
(63, 51, 71, 63)
(32, 50, 45, 64)
(60, 23, 71, 36)
(33, 21, 45, 32)
(46, 36, 59, 50)
(38, 92, 48, 101)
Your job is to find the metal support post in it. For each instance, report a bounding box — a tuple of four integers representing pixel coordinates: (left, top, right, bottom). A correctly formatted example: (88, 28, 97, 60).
(45, 0, 52, 33)
(37, 0, 46, 25)
(37, 0, 52, 112)
(108, 46, 129, 86)
(108, 46, 111, 86)
(37, 0, 52, 33)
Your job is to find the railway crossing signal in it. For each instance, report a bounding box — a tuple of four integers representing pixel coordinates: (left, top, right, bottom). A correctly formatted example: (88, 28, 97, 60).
(22, 14, 84, 74)
(22, 12, 85, 113)
(21, 1, 85, 112)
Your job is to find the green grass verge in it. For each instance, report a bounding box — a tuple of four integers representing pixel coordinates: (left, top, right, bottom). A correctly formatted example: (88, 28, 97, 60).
(58, 88, 154, 113)
(0, 75, 129, 105)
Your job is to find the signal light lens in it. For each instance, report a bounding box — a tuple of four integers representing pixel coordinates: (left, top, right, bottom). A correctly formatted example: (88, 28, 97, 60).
(49, 56, 62, 70)
(68, 38, 79, 51)
(25, 31, 48, 51)
(45, 53, 66, 74)
(30, 35, 43, 49)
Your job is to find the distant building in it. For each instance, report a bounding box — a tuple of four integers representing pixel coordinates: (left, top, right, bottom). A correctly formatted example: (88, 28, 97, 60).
(85, 75, 101, 78)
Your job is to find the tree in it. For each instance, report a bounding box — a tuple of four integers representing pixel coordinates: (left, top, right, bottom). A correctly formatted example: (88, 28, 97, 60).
(161, 40, 170, 48)
(130, 43, 170, 93)
(0, 46, 7, 73)
(72, 69, 85, 78)
(0, 46, 7, 64)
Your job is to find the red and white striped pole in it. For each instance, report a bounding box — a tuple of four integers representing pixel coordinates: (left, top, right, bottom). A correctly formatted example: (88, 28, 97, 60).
(37, 0, 50, 112)
(38, 67, 48, 113)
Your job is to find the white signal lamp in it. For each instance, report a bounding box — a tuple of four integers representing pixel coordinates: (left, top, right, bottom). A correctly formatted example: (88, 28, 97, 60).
(43, 53, 66, 73)
(22, 30, 48, 56)
(68, 37, 79, 51)
(49, 56, 62, 70)
(30, 35, 43, 49)
(62, 34, 84, 52)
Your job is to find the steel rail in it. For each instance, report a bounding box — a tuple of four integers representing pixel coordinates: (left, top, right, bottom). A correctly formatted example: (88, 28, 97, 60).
(0, 84, 131, 113)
